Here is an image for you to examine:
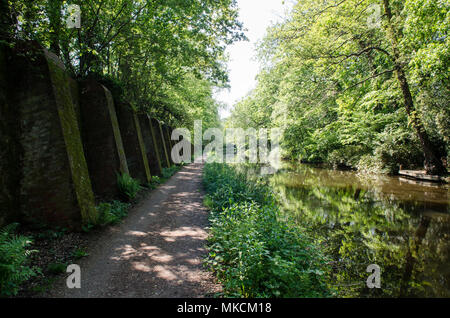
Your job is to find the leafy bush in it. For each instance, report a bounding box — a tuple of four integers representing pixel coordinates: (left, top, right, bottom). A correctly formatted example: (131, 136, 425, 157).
(46, 263, 67, 275)
(0, 223, 37, 296)
(34, 227, 67, 240)
(356, 124, 424, 174)
(71, 248, 89, 260)
(203, 163, 330, 297)
(327, 146, 365, 170)
(86, 72, 125, 103)
(356, 154, 385, 174)
(146, 175, 162, 189)
(151, 175, 161, 185)
(117, 173, 142, 200)
(96, 201, 130, 226)
(162, 165, 181, 179)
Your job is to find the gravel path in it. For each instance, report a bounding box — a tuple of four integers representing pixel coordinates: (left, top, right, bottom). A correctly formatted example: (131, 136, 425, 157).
(48, 162, 221, 298)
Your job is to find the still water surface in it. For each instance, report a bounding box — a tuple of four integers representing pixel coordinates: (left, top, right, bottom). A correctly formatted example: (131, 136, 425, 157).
(269, 163, 449, 297)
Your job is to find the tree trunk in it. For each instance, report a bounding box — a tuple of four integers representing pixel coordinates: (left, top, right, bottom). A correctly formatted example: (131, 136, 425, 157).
(382, 0, 446, 175)
(400, 215, 430, 296)
(48, 0, 62, 56)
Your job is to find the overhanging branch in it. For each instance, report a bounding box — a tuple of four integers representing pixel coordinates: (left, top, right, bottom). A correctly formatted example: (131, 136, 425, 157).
(344, 68, 395, 91)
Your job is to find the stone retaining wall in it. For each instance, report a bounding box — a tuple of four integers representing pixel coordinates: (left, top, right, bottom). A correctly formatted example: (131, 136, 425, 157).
(1, 43, 97, 228)
(0, 43, 181, 228)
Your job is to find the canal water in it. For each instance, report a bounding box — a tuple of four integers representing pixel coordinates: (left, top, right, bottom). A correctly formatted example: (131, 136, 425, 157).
(268, 163, 449, 297)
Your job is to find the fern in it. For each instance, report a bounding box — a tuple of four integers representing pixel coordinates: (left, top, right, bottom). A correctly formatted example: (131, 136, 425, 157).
(96, 200, 130, 226)
(117, 173, 142, 200)
(0, 223, 37, 296)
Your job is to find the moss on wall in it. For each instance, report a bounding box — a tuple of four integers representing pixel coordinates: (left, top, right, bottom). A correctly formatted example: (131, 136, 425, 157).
(133, 113, 152, 183)
(164, 125, 175, 165)
(78, 80, 130, 200)
(148, 117, 163, 173)
(0, 42, 98, 229)
(45, 51, 98, 225)
(138, 114, 162, 176)
(104, 87, 129, 176)
(158, 121, 171, 168)
(68, 77, 81, 128)
(115, 101, 150, 184)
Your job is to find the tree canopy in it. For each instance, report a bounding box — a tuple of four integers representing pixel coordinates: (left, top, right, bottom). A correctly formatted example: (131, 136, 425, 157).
(2, 0, 246, 130)
(228, 0, 449, 174)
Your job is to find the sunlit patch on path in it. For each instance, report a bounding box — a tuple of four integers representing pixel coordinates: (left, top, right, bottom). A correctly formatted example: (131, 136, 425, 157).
(48, 162, 221, 298)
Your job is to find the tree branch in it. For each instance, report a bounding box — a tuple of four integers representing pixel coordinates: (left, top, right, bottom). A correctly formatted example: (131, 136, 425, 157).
(98, 3, 148, 53)
(344, 68, 394, 91)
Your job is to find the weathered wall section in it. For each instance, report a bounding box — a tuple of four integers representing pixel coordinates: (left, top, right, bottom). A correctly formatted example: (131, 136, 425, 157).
(45, 50, 97, 226)
(78, 80, 129, 200)
(149, 118, 169, 168)
(138, 114, 162, 176)
(116, 102, 151, 184)
(157, 120, 171, 168)
(163, 124, 175, 165)
(1, 43, 96, 228)
(68, 77, 81, 128)
(148, 117, 163, 174)
(0, 45, 21, 227)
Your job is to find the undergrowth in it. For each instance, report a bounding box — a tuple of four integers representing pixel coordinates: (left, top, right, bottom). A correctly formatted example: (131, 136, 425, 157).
(203, 163, 330, 298)
(117, 173, 142, 201)
(0, 223, 38, 297)
(96, 200, 130, 227)
(162, 165, 181, 179)
(85, 165, 183, 231)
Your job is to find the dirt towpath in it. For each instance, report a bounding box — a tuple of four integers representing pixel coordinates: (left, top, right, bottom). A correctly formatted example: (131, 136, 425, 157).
(48, 162, 221, 298)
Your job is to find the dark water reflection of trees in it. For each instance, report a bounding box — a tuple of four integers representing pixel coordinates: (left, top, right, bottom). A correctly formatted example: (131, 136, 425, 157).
(268, 163, 450, 297)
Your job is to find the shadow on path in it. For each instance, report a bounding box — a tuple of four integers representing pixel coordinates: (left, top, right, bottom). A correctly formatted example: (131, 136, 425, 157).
(48, 162, 221, 298)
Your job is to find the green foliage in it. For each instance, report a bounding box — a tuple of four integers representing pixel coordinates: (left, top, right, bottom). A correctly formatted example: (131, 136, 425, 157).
(147, 175, 162, 189)
(117, 173, 142, 201)
(96, 201, 130, 226)
(46, 262, 66, 275)
(228, 0, 449, 173)
(203, 163, 330, 297)
(5, 0, 244, 131)
(71, 248, 89, 260)
(151, 175, 161, 185)
(146, 168, 182, 189)
(162, 165, 181, 179)
(81, 223, 95, 233)
(34, 227, 67, 240)
(0, 223, 37, 296)
(370, 124, 424, 174)
(29, 277, 57, 294)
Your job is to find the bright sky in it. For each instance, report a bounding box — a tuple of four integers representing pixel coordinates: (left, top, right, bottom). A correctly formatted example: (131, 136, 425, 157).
(215, 0, 293, 119)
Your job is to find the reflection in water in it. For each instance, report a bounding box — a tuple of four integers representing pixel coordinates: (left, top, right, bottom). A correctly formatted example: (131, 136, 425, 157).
(269, 163, 450, 297)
